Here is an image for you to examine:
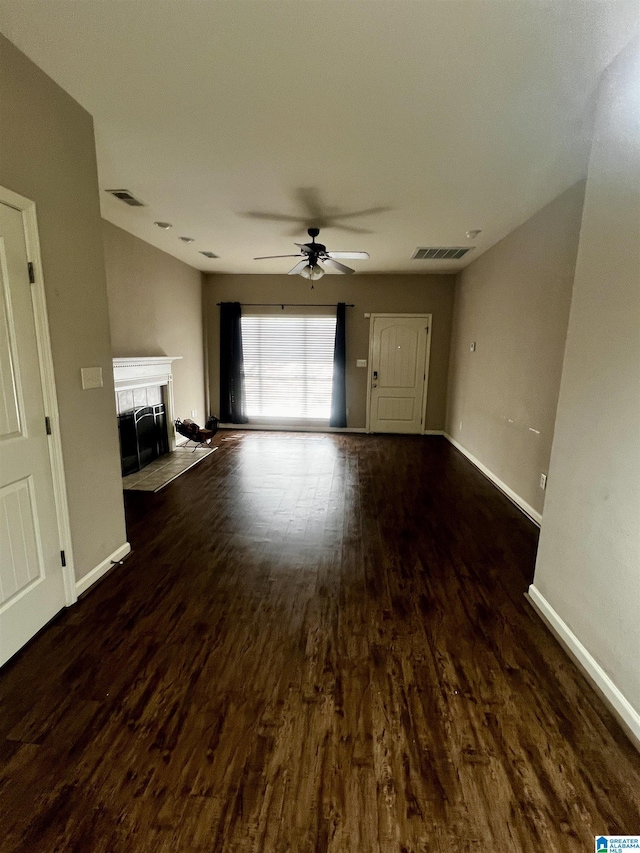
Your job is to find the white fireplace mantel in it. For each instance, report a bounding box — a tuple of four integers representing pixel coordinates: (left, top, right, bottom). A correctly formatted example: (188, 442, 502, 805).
(113, 356, 183, 450)
(112, 356, 182, 391)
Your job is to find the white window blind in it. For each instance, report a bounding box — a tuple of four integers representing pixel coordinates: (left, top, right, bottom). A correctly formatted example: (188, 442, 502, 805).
(241, 314, 337, 420)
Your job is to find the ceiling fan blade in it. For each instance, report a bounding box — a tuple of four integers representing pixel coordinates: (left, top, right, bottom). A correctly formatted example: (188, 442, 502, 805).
(327, 251, 370, 260)
(293, 243, 311, 252)
(330, 223, 373, 234)
(254, 254, 303, 260)
(288, 259, 311, 276)
(242, 212, 305, 222)
(324, 258, 355, 275)
(328, 206, 391, 220)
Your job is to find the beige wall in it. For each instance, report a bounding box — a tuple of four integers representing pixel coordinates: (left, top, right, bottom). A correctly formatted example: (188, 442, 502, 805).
(103, 220, 205, 424)
(0, 35, 127, 581)
(204, 274, 455, 430)
(533, 39, 640, 717)
(446, 181, 586, 516)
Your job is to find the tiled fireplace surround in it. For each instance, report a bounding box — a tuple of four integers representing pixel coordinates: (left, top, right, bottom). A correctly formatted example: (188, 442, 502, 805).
(116, 383, 163, 414)
(112, 357, 183, 451)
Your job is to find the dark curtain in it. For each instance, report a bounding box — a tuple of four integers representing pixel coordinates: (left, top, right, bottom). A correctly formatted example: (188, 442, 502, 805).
(330, 303, 347, 428)
(219, 302, 248, 423)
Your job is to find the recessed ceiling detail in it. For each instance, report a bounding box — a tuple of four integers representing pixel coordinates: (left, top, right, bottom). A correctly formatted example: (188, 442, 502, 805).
(105, 189, 144, 207)
(412, 247, 472, 260)
(200, 251, 219, 259)
(2, 2, 634, 272)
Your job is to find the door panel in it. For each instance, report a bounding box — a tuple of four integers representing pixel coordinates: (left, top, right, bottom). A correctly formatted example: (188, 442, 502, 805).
(376, 396, 416, 422)
(0, 477, 43, 605)
(0, 202, 65, 667)
(370, 316, 429, 434)
(379, 324, 418, 388)
(0, 237, 24, 440)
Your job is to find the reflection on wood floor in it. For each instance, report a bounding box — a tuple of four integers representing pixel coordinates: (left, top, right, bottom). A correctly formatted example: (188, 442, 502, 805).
(1, 431, 638, 852)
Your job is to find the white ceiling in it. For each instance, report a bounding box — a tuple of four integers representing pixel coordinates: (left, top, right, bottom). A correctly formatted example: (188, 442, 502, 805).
(1, 1, 637, 274)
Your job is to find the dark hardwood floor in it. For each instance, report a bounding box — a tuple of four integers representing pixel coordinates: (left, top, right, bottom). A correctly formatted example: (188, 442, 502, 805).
(0, 431, 638, 852)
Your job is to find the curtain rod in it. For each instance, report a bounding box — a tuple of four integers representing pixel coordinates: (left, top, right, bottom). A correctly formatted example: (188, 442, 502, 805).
(216, 302, 354, 308)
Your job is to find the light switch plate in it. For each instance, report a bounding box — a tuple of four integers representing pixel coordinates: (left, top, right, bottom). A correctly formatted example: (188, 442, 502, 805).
(356, 359, 367, 368)
(81, 367, 103, 390)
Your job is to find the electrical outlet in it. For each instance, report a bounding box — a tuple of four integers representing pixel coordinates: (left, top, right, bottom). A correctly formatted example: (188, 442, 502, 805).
(459, 421, 463, 431)
(191, 410, 197, 418)
(540, 473, 547, 490)
(469, 341, 476, 352)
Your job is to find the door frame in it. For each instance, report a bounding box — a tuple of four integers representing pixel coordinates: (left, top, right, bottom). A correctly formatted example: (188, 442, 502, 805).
(365, 313, 433, 435)
(1, 186, 76, 606)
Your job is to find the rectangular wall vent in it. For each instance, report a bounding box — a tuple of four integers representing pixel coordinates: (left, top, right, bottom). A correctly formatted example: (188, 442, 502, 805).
(412, 247, 472, 260)
(105, 189, 145, 206)
(200, 251, 219, 259)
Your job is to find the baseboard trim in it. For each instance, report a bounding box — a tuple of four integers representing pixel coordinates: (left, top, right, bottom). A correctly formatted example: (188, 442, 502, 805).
(75, 542, 131, 597)
(527, 584, 640, 750)
(218, 424, 443, 436)
(218, 423, 367, 434)
(443, 433, 542, 525)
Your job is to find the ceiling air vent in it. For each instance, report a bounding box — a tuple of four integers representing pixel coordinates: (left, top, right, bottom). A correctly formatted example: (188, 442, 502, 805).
(200, 251, 219, 259)
(412, 247, 472, 260)
(105, 189, 145, 207)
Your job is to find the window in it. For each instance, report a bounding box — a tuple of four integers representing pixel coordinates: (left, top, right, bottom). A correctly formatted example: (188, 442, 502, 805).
(241, 314, 336, 420)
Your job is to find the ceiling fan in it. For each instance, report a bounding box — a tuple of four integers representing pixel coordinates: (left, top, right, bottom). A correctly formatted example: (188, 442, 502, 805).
(254, 228, 369, 280)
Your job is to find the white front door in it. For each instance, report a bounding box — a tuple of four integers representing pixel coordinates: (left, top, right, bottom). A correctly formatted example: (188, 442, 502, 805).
(369, 315, 430, 434)
(0, 202, 66, 667)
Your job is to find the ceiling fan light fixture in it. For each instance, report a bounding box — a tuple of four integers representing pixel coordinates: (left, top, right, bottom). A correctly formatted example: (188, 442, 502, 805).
(300, 262, 325, 281)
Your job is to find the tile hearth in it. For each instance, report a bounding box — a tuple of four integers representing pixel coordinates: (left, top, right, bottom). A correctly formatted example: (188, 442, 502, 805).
(122, 445, 216, 492)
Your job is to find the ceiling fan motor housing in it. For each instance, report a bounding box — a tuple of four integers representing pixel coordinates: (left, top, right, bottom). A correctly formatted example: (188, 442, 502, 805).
(302, 228, 326, 257)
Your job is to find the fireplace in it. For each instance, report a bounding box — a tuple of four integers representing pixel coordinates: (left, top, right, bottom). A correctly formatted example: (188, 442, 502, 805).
(118, 404, 169, 476)
(112, 356, 183, 476)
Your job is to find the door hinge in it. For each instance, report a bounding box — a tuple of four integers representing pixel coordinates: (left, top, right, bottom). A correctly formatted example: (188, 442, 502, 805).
(60, 550, 66, 567)
(45, 416, 52, 435)
(28, 262, 35, 284)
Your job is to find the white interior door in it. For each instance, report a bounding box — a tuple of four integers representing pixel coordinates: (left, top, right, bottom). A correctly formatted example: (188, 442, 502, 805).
(369, 315, 430, 434)
(0, 202, 66, 667)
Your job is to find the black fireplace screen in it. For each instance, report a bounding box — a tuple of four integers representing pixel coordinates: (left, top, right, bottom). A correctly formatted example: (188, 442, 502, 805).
(118, 404, 168, 476)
